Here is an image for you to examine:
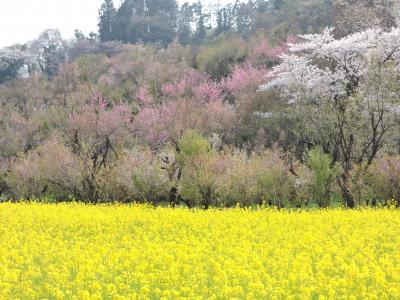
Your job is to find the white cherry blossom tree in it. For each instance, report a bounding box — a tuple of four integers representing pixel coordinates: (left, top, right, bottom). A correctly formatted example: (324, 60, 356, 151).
(260, 27, 400, 207)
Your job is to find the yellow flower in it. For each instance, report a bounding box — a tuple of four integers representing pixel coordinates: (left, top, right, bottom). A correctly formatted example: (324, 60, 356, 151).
(0, 203, 399, 299)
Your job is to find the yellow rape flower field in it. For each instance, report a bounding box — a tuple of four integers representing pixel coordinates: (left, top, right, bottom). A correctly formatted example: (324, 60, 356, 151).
(0, 203, 400, 299)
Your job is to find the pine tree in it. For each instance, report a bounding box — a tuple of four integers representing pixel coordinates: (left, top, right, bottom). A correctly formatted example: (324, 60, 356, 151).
(216, 4, 235, 35)
(98, 0, 116, 42)
(193, 1, 206, 43)
(111, 0, 178, 45)
(145, 0, 178, 44)
(236, 1, 254, 34)
(177, 3, 194, 45)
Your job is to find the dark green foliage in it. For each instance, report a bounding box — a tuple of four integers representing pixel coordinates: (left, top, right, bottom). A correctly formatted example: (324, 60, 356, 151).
(177, 3, 194, 44)
(110, 0, 178, 45)
(193, 1, 208, 44)
(196, 37, 248, 79)
(95, 0, 336, 47)
(98, 0, 116, 42)
(306, 148, 339, 208)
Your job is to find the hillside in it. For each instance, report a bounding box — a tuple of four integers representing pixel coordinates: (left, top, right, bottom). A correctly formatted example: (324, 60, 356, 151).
(0, 0, 399, 208)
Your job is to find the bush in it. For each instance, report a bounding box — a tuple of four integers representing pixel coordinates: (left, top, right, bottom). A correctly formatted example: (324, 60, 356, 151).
(212, 150, 254, 207)
(368, 155, 400, 206)
(196, 37, 248, 80)
(306, 148, 339, 208)
(6, 152, 43, 200)
(215, 150, 302, 208)
(180, 150, 235, 209)
(6, 139, 82, 201)
(76, 54, 109, 84)
(250, 151, 312, 208)
(177, 130, 215, 208)
(102, 149, 170, 204)
(179, 129, 211, 159)
(347, 164, 374, 206)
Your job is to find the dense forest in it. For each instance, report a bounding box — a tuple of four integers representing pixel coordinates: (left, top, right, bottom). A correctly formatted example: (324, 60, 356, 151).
(0, 0, 400, 208)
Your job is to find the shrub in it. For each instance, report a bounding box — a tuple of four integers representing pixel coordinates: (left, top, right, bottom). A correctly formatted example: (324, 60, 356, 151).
(102, 149, 170, 204)
(76, 54, 109, 83)
(0, 160, 8, 199)
(6, 139, 82, 201)
(289, 163, 312, 207)
(178, 130, 215, 208)
(180, 151, 228, 209)
(65, 93, 131, 202)
(347, 164, 374, 206)
(211, 150, 252, 207)
(6, 152, 43, 200)
(196, 37, 248, 80)
(179, 130, 211, 160)
(306, 148, 339, 208)
(253, 151, 307, 208)
(368, 156, 400, 206)
(215, 150, 298, 208)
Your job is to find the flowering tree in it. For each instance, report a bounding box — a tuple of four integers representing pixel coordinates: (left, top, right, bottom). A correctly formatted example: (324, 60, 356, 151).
(333, 0, 396, 37)
(250, 36, 298, 66)
(66, 93, 131, 202)
(223, 64, 266, 96)
(0, 47, 30, 83)
(260, 27, 400, 207)
(6, 139, 83, 200)
(27, 29, 66, 78)
(160, 70, 219, 101)
(134, 69, 234, 150)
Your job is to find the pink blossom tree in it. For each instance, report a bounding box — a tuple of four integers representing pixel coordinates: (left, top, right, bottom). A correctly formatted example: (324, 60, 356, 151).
(223, 64, 266, 96)
(251, 36, 298, 66)
(66, 92, 131, 202)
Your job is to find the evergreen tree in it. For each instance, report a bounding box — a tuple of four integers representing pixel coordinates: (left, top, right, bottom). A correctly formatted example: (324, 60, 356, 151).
(216, 9, 223, 35)
(236, 1, 255, 34)
(193, 2, 207, 43)
(111, 0, 146, 43)
(272, 0, 286, 10)
(145, 0, 178, 44)
(111, 0, 177, 45)
(98, 0, 116, 42)
(254, 0, 272, 13)
(177, 3, 194, 45)
(216, 3, 237, 35)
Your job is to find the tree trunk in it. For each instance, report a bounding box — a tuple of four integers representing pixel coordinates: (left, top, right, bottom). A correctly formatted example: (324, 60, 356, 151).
(179, 195, 194, 209)
(83, 174, 98, 203)
(169, 187, 178, 208)
(337, 174, 355, 208)
(202, 187, 212, 210)
(152, 198, 159, 207)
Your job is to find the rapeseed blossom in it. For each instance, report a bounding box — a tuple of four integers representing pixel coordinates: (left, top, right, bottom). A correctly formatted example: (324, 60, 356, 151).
(0, 203, 399, 299)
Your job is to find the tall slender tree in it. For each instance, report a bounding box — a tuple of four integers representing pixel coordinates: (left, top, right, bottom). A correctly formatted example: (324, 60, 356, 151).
(98, 0, 116, 42)
(110, 0, 178, 45)
(145, 0, 178, 44)
(177, 3, 194, 44)
(193, 1, 207, 43)
(236, 1, 255, 34)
